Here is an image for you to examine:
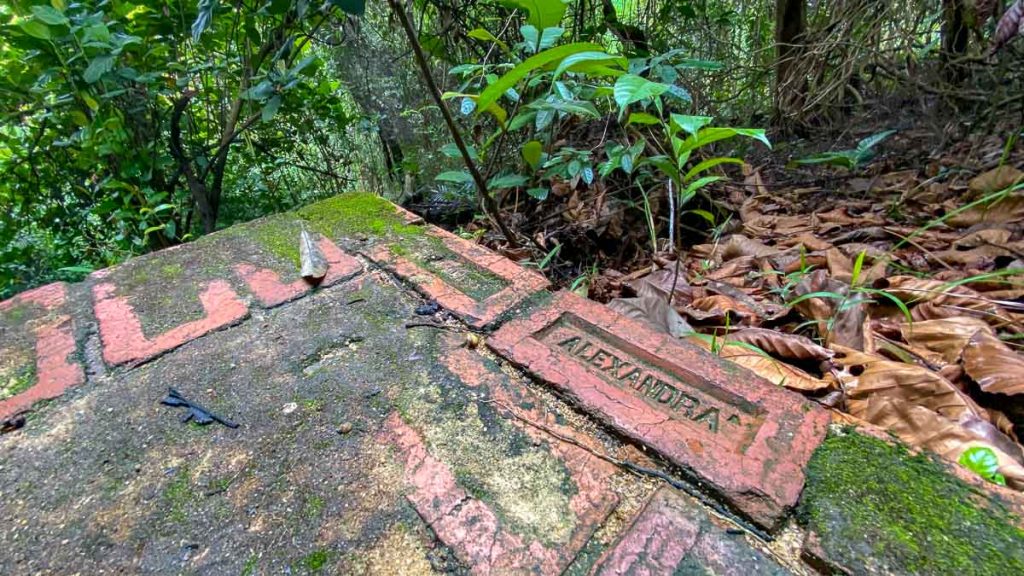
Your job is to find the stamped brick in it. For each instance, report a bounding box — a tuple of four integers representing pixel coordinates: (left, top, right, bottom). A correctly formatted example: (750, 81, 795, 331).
(378, 407, 614, 573)
(93, 279, 248, 366)
(488, 291, 829, 529)
(235, 236, 362, 308)
(592, 487, 790, 575)
(365, 226, 548, 329)
(0, 283, 85, 419)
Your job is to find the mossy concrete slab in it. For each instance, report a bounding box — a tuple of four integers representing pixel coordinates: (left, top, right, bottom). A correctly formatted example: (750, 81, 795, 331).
(799, 430, 1024, 575)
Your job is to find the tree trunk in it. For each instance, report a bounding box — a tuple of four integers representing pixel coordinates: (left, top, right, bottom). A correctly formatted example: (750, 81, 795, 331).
(941, 0, 969, 82)
(774, 0, 807, 123)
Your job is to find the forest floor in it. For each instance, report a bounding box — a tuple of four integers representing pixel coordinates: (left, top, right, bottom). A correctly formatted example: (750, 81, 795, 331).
(471, 122, 1024, 492)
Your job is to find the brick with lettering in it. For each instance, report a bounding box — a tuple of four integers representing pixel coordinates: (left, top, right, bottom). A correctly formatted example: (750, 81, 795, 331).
(489, 291, 830, 529)
(365, 226, 548, 329)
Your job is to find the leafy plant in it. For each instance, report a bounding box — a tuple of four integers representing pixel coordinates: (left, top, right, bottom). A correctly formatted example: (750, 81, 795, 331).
(959, 446, 1007, 486)
(789, 130, 896, 171)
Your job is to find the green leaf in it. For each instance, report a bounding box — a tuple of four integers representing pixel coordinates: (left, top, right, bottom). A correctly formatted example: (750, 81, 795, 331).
(959, 447, 1006, 486)
(499, 0, 568, 29)
(330, 0, 366, 16)
(30, 6, 69, 26)
(538, 27, 565, 50)
(475, 42, 603, 113)
(683, 157, 743, 182)
(84, 55, 115, 84)
(626, 112, 660, 126)
(520, 25, 540, 52)
(18, 19, 51, 40)
(261, 95, 282, 121)
(436, 171, 473, 183)
(553, 51, 626, 80)
(488, 174, 529, 189)
(851, 250, 867, 287)
(527, 187, 549, 200)
(856, 130, 896, 156)
(670, 114, 713, 136)
(613, 74, 670, 112)
(522, 140, 543, 168)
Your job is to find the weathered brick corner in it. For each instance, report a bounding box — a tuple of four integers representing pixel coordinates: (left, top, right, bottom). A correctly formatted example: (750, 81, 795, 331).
(0, 282, 85, 420)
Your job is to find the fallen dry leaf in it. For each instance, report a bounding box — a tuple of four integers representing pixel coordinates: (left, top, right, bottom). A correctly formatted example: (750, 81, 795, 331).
(300, 229, 328, 281)
(898, 317, 993, 364)
(689, 336, 830, 392)
(962, 330, 1024, 396)
(609, 281, 694, 338)
(727, 327, 835, 362)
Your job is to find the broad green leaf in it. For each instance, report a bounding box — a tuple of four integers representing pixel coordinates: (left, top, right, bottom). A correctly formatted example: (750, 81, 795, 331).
(30, 6, 69, 26)
(436, 171, 473, 183)
(84, 55, 115, 83)
(520, 25, 540, 52)
(856, 130, 896, 155)
(582, 166, 594, 184)
(553, 51, 626, 80)
(538, 27, 565, 50)
(18, 19, 52, 40)
(261, 95, 282, 121)
(460, 97, 476, 115)
(509, 111, 537, 131)
(475, 43, 603, 112)
(488, 173, 529, 189)
(613, 74, 670, 112)
(670, 114, 712, 136)
(522, 140, 543, 168)
(441, 143, 478, 160)
(499, 0, 568, 29)
(683, 157, 743, 182)
(959, 446, 1006, 486)
(626, 112, 660, 126)
(676, 126, 771, 157)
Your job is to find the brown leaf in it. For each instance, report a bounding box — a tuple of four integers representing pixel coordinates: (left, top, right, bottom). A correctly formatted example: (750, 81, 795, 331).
(952, 228, 1013, 249)
(625, 267, 692, 303)
(685, 294, 755, 321)
(728, 328, 834, 362)
(720, 234, 779, 260)
(898, 317, 993, 364)
(963, 331, 1024, 396)
(994, 0, 1024, 51)
(688, 337, 830, 392)
(968, 166, 1024, 198)
(792, 270, 865, 348)
(833, 345, 988, 424)
(862, 396, 1024, 490)
(945, 192, 1024, 227)
(609, 281, 694, 338)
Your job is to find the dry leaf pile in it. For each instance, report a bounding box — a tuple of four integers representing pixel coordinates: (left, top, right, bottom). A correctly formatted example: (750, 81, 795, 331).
(598, 159, 1024, 491)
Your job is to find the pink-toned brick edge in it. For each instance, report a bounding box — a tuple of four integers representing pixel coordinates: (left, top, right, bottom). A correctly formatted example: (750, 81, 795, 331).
(489, 290, 830, 529)
(93, 279, 249, 366)
(0, 283, 84, 419)
(380, 336, 618, 574)
(235, 237, 362, 308)
(366, 226, 548, 328)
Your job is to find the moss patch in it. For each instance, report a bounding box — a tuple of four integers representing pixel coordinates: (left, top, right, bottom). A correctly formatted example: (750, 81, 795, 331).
(217, 214, 304, 268)
(799, 431, 1024, 574)
(297, 548, 332, 572)
(390, 240, 507, 301)
(0, 356, 35, 401)
(298, 192, 423, 240)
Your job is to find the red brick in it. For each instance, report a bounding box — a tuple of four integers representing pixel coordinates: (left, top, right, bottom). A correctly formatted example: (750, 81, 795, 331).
(93, 279, 248, 366)
(379, 340, 619, 576)
(488, 291, 829, 529)
(592, 487, 789, 575)
(365, 226, 548, 329)
(0, 283, 85, 419)
(235, 237, 362, 308)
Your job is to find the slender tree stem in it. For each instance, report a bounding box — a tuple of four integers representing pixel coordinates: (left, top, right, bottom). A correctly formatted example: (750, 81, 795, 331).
(385, 0, 518, 247)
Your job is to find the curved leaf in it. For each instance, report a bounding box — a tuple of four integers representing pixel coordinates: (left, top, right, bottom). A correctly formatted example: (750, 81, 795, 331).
(499, 0, 568, 29)
(476, 42, 602, 113)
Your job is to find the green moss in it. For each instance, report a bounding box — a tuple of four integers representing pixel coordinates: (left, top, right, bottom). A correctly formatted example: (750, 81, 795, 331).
(163, 467, 194, 523)
(240, 555, 258, 576)
(298, 192, 423, 240)
(389, 236, 507, 301)
(303, 494, 325, 519)
(219, 214, 303, 267)
(799, 431, 1024, 574)
(298, 549, 332, 572)
(1, 363, 35, 400)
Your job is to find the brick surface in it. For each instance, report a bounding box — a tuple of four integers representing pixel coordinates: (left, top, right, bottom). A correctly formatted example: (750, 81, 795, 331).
(0, 283, 85, 419)
(365, 226, 548, 329)
(488, 290, 830, 529)
(380, 343, 619, 575)
(591, 487, 790, 575)
(235, 236, 362, 308)
(93, 279, 248, 366)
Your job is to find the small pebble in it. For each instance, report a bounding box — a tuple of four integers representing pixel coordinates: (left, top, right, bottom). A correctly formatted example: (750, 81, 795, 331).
(282, 402, 298, 415)
(337, 422, 354, 435)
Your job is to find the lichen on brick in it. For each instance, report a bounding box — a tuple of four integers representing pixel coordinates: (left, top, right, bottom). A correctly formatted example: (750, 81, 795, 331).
(799, 430, 1024, 574)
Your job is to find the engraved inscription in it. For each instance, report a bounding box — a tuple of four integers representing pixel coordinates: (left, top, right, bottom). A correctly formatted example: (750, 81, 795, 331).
(538, 316, 764, 451)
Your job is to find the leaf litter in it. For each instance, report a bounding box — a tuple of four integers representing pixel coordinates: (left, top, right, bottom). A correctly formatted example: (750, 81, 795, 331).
(575, 148, 1024, 491)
